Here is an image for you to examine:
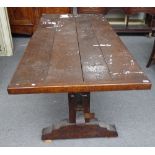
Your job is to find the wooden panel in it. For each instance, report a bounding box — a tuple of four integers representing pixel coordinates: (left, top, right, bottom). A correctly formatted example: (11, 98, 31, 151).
(7, 7, 34, 25)
(91, 15, 149, 83)
(8, 14, 151, 94)
(10, 25, 33, 35)
(38, 7, 72, 14)
(77, 7, 108, 14)
(7, 7, 34, 35)
(34, 7, 72, 25)
(44, 15, 83, 84)
(124, 7, 155, 15)
(7, 7, 72, 35)
(75, 15, 111, 82)
(8, 14, 83, 91)
(8, 16, 58, 86)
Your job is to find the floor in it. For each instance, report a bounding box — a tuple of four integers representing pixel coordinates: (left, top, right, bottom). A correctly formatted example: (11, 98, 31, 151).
(0, 35, 155, 146)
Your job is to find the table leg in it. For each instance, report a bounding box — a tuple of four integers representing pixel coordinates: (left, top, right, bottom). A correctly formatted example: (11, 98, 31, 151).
(42, 92, 118, 141)
(68, 93, 76, 123)
(126, 15, 129, 29)
(146, 40, 155, 67)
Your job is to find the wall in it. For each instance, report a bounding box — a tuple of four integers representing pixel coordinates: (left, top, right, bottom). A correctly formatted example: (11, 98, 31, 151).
(0, 7, 13, 56)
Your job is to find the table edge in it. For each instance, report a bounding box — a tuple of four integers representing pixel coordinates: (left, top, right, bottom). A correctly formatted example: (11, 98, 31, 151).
(7, 82, 151, 94)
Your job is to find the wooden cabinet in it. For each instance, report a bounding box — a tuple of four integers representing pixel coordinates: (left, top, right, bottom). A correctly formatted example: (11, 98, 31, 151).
(7, 7, 35, 35)
(145, 14, 155, 34)
(124, 7, 155, 15)
(77, 7, 108, 14)
(34, 7, 72, 26)
(150, 15, 155, 31)
(8, 7, 155, 35)
(77, 7, 155, 34)
(7, 7, 72, 35)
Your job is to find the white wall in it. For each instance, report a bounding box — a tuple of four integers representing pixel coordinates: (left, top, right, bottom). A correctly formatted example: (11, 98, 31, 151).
(0, 7, 13, 56)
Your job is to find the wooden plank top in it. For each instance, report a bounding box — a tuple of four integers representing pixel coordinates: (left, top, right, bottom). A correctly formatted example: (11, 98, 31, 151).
(8, 14, 151, 94)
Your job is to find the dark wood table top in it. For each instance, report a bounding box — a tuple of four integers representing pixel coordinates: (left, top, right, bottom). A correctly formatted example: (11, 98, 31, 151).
(8, 14, 151, 94)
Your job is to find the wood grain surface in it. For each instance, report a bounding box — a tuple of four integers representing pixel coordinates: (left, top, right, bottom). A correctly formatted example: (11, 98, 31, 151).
(8, 14, 151, 94)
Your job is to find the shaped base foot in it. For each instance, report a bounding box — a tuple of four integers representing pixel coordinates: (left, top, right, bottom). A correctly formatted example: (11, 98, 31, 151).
(42, 119, 118, 140)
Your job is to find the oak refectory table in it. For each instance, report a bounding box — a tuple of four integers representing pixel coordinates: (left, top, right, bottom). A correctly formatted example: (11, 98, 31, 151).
(8, 14, 151, 141)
